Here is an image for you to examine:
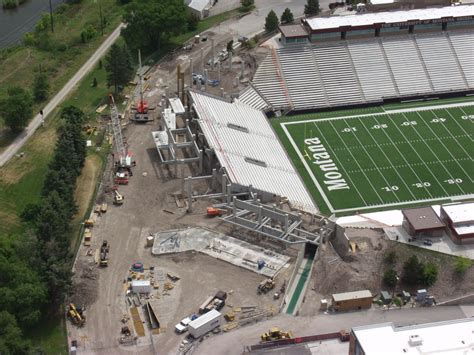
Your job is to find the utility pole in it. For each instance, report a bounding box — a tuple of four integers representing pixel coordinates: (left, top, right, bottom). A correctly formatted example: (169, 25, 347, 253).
(49, 0, 54, 33)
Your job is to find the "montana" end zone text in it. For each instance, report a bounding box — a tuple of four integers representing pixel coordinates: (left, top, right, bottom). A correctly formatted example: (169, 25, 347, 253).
(304, 137, 350, 191)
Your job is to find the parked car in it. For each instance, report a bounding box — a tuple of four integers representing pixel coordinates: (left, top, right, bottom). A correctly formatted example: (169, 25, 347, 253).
(423, 239, 433, 246)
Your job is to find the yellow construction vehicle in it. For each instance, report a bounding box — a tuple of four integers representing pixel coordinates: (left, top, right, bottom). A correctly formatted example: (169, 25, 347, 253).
(257, 278, 275, 294)
(260, 327, 293, 343)
(68, 303, 85, 327)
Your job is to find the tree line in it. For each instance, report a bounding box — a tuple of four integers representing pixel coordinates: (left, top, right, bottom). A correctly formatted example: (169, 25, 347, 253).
(265, 0, 321, 33)
(1, 106, 86, 354)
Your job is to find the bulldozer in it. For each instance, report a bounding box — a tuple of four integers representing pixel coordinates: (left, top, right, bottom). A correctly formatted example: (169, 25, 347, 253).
(68, 303, 85, 327)
(260, 327, 293, 343)
(257, 278, 275, 294)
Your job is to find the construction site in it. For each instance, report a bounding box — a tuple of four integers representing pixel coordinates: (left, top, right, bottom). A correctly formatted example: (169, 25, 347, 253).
(66, 6, 474, 354)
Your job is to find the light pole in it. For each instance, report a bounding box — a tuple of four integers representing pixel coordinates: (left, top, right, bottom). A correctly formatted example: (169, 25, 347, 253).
(49, 0, 54, 33)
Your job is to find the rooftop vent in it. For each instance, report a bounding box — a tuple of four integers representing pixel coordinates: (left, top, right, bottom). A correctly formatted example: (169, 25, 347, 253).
(408, 334, 423, 347)
(244, 157, 267, 167)
(227, 123, 249, 133)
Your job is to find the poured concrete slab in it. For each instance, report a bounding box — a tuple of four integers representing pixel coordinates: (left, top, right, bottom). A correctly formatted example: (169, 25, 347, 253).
(151, 227, 290, 278)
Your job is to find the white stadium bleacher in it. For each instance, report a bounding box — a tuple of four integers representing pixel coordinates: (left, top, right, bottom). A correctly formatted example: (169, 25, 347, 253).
(249, 30, 474, 112)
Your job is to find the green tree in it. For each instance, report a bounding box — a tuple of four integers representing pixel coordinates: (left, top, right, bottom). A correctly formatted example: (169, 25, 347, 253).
(384, 251, 398, 265)
(304, 0, 320, 16)
(104, 43, 133, 94)
(265, 10, 279, 32)
(281, 8, 294, 24)
(454, 256, 472, 274)
(383, 268, 398, 288)
(240, 0, 254, 12)
(187, 12, 200, 31)
(0, 311, 30, 355)
(0, 87, 33, 131)
(422, 262, 438, 286)
(33, 72, 49, 102)
(402, 255, 423, 285)
(121, 0, 188, 52)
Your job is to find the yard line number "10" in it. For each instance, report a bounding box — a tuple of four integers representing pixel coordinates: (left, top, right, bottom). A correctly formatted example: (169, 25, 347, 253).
(341, 127, 357, 133)
(382, 185, 399, 192)
(401, 121, 417, 126)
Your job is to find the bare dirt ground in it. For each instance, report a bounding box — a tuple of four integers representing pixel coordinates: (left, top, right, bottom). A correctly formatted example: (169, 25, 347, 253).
(300, 228, 474, 316)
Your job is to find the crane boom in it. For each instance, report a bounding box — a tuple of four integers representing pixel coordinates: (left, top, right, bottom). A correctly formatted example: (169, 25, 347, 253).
(109, 94, 129, 166)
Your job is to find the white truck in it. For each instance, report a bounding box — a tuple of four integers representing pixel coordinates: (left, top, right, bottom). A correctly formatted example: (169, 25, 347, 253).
(188, 309, 221, 339)
(174, 317, 192, 334)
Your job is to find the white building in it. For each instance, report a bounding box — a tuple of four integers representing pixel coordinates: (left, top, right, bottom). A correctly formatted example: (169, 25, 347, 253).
(350, 318, 474, 355)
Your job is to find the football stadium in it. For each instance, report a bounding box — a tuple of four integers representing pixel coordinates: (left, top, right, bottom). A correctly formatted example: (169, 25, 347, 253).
(189, 4, 474, 216)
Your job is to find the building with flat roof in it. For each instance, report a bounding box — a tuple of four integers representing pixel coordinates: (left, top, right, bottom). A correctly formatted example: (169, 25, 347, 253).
(300, 5, 474, 41)
(440, 202, 474, 244)
(332, 290, 373, 311)
(279, 24, 309, 44)
(401, 206, 445, 237)
(349, 318, 474, 355)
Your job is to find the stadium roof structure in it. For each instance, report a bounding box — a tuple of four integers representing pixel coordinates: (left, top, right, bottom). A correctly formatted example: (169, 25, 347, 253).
(189, 90, 318, 214)
(352, 318, 474, 355)
(304, 5, 474, 31)
(401, 207, 445, 231)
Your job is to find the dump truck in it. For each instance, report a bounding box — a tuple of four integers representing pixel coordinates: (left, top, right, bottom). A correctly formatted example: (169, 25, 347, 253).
(257, 279, 275, 294)
(261, 327, 293, 343)
(99, 240, 109, 267)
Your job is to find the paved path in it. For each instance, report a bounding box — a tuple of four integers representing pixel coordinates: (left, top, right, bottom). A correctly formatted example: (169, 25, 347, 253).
(0, 23, 125, 168)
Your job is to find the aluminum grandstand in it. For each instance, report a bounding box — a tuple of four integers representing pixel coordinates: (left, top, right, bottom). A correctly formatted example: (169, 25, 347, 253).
(243, 29, 474, 113)
(189, 90, 318, 214)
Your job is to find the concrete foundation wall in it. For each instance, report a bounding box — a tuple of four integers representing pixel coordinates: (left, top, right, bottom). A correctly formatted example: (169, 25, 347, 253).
(331, 224, 350, 260)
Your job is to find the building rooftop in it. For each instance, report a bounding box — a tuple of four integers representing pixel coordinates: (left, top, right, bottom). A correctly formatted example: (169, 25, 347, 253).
(304, 5, 474, 31)
(188, 0, 209, 12)
(402, 207, 445, 231)
(352, 318, 474, 354)
(279, 24, 308, 38)
(332, 290, 372, 302)
(442, 202, 474, 224)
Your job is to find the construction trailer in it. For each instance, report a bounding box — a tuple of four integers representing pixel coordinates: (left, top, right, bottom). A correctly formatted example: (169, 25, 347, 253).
(332, 290, 373, 312)
(188, 309, 221, 338)
(131, 280, 151, 294)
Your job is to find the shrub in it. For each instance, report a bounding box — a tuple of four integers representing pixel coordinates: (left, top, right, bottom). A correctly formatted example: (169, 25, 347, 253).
(384, 251, 398, 265)
(422, 262, 438, 286)
(402, 255, 423, 285)
(454, 256, 472, 274)
(383, 268, 398, 288)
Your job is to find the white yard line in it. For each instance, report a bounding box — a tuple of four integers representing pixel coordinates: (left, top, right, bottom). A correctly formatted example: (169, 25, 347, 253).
(285, 102, 474, 126)
(433, 109, 473, 160)
(341, 119, 403, 202)
(358, 117, 424, 200)
(326, 120, 385, 204)
(402, 112, 466, 195)
(311, 123, 369, 206)
(443, 108, 474, 144)
(419, 111, 473, 184)
(280, 124, 336, 212)
(385, 113, 452, 197)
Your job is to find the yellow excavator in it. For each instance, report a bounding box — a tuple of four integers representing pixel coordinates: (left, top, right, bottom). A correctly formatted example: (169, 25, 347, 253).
(68, 303, 85, 326)
(261, 327, 293, 343)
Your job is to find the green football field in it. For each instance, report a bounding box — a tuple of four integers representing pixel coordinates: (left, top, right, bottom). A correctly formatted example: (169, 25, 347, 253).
(278, 104, 474, 214)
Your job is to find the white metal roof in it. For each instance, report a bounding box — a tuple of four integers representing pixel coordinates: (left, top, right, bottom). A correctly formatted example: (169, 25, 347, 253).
(305, 5, 474, 30)
(369, 0, 395, 4)
(332, 290, 372, 302)
(352, 318, 474, 355)
(189, 309, 221, 328)
(190, 91, 318, 214)
(188, 0, 209, 12)
(454, 224, 474, 236)
(131, 280, 150, 286)
(442, 202, 474, 224)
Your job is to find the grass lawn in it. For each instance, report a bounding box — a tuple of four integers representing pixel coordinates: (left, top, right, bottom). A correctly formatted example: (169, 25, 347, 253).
(275, 103, 474, 214)
(0, 0, 124, 149)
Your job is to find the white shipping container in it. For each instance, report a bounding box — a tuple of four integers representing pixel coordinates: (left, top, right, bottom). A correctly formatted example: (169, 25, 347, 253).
(131, 280, 151, 294)
(188, 309, 221, 338)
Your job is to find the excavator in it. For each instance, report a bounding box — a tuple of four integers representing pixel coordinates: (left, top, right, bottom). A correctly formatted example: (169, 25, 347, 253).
(68, 303, 85, 326)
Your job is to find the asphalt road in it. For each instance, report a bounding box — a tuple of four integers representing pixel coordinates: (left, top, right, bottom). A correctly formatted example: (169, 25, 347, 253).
(0, 23, 125, 168)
